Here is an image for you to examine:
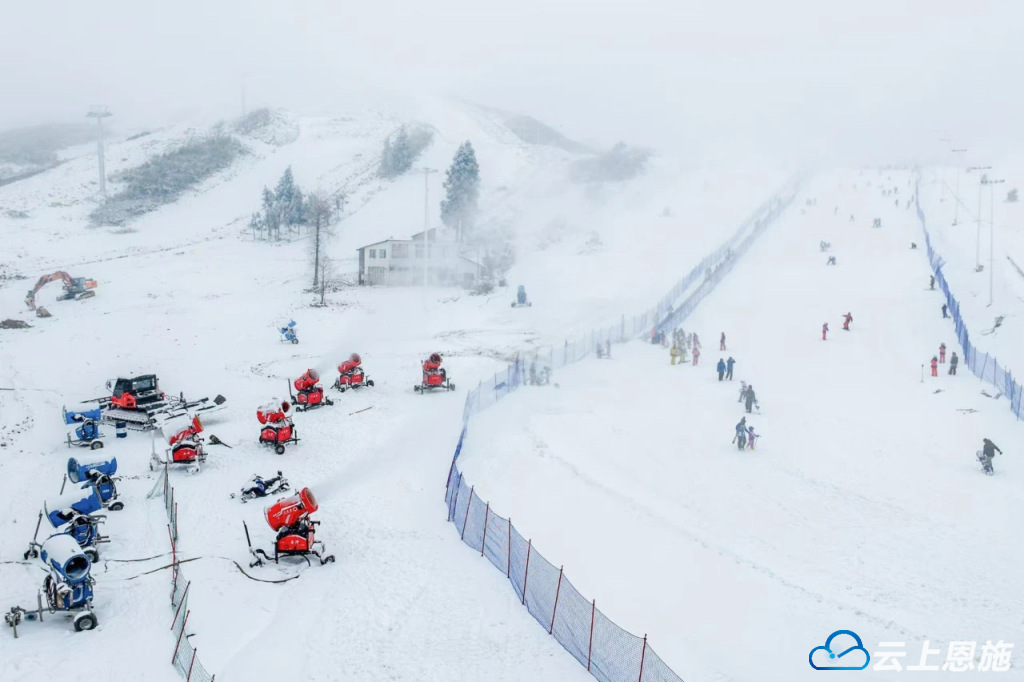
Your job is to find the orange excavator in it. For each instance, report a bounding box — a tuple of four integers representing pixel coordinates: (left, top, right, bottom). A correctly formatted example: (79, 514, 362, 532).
(25, 272, 97, 316)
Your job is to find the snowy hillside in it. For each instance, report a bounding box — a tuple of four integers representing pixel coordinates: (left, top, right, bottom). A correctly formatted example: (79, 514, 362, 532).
(458, 169, 1023, 680)
(0, 98, 790, 681)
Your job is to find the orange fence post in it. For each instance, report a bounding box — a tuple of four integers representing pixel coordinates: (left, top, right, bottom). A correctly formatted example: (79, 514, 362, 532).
(638, 634, 648, 682)
(170, 581, 190, 629)
(186, 648, 197, 681)
(549, 566, 563, 634)
(171, 610, 190, 664)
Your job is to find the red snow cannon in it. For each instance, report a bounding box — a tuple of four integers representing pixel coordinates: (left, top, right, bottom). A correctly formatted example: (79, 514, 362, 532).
(415, 353, 454, 393)
(167, 415, 206, 470)
(257, 400, 298, 454)
(290, 369, 333, 412)
(248, 487, 335, 567)
(333, 353, 374, 392)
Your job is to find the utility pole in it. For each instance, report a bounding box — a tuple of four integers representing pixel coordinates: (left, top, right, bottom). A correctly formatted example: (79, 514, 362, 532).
(970, 166, 991, 270)
(86, 106, 112, 196)
(987, 177, 1005, 306)
(952, 148, 967, 224)
(416, 167, 438, 286)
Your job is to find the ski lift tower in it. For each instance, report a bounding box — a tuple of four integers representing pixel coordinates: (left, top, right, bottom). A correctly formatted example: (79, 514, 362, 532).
(86, 106, 112, 196)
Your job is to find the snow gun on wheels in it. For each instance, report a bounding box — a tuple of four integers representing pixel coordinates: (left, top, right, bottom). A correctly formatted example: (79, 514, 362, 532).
(332, 353, 374, 392)
(414, 352, 455, 393)
(257, 400, 298, 454)
(6, 534, 98, 637)
(67, 457, 123, 511)
(280, 320, 298, 344)
(25, 486, 109, 563)
(289, 369, 333, 412)
(63, 406, 105, 449)
(231, 471, 290, 502)
(25, 271, 97, 317)
(511, 284, 532, 308)
(89, 374, 226, 431)
(150, 415, 207, 474)
(246, 487, 334, 567)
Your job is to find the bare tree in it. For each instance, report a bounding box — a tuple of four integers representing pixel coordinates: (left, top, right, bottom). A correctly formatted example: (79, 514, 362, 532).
(318, 256, 334, 306)
(307, 191, 334, 286)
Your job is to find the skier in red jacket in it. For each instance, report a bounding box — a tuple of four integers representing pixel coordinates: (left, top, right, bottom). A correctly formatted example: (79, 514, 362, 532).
(822, 322, 829, 341)
(939, 343, 946, 363)
(930, 356, 938, 377)
(842, 313, 852, 331)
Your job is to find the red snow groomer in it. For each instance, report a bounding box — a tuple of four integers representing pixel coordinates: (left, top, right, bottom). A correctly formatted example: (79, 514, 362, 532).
(257, 400, 298, 455)
(246, 487, 335, 567)
(332, 353, 375, 392)
(414, 352, 455, 393)
(149, 415, 207, 473)
(289, 369, 333, 412)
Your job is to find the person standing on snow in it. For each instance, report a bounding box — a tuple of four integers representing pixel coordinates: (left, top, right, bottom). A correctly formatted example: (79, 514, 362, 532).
(746, 425, 759, 450)
(734, 417, 747, 449)
(949, 352, 959, 375)
(842, 312, 853, 330)
(717, 358, 726, 381)
(930, 275, 935, 290)
(726, 357, 736, 380)
(670, 344, 681, 366)
(942, 304, 949, 319)
(692, 345, 701, 366)
(693, 333, 701, 350)
(931, 356, 938, 377)
(738, 380, 748, 403)
(978, 438, 1003, 474)
(939, 343, 946, 363)
(744, 385, 758, 413)
(720, 332, 727, 351)
(822, 322, 829, 341)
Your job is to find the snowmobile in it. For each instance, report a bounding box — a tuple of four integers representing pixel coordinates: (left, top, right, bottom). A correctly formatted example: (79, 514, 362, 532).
(257, 400, 298, 455)
(232, 471, 290, 502)
(6, 534, 98, 637)
(246, 487, 335, 567)
(289, 369, 333, 412)
(280, 320, 298, 344)
(67, 457, 122, 510)
(88, 375, 226, 431)
(63, 407, 105, 450)
(25, 487, 109, 563)
(149, 415, 207, 474)
(414, 353, 455, 393)
(511, 284, 532, 308)
(332, 353, 374, 392)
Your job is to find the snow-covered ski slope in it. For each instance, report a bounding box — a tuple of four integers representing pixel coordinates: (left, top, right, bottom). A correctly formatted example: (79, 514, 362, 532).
(916, 166, 1024, 405)
(0, 98, 789, 681)
(458, 169, 1023, 680)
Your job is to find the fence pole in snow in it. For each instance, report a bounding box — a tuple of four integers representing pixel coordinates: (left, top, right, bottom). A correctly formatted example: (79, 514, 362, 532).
(170, 581, 190, 629)
(461, 486, 474, 540)
(480, 502, 489, 556)
(981, 354, 989, 381)
(638, 634, 648, 682)
(549, 566, 564, 634)
(186, 648, 197, 682)
(174, 501, 179, 541)
(171, 610, 190, 664)
(521, 539, 532, 605)
(587, 599, 596, 670)
(448, 472, 463, 522)
(167, 524, 175, 565)
(507, 519, 512, 577)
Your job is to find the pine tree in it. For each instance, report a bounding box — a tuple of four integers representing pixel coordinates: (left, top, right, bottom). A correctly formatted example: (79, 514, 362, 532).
(440, 141, 480, 241)
(275, 167, 296, 207)
(379, 138, 394, 177)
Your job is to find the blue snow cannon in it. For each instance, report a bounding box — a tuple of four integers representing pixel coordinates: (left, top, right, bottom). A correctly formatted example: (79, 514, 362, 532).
(67, 457, 122, 510)
(36, 533, 97, 632)
(63, 406, 105, 450)
(40, 488, 108, 561)
(280, 320, 299, 344)
(512, 285, 531, 307)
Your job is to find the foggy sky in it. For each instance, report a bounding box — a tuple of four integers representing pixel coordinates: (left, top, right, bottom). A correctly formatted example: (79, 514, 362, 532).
(1, 0, 1019, 165)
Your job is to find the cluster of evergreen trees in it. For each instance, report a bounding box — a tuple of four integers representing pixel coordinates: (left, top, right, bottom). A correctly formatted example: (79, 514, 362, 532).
(440, 141, 480, 241)
(249, 167, 314, 240)
(378, 126, 434, 178)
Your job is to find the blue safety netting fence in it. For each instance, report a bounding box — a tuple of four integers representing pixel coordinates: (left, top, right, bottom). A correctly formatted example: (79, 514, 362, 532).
(914, 172, 1024, 419)
(444, 177, 801, 681)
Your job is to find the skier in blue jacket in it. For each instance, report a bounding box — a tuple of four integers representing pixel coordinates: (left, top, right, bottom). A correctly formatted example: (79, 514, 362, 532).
(717, 358, 726, 381)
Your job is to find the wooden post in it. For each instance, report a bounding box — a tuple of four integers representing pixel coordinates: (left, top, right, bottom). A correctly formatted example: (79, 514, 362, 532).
(507, 519, 512, 577)
(461, 486, 474, 540)
(549, 566, 564, 634)
(587, 599, 596, 670)
(521, 539, 532, 605)
(186, 648, 197, 681)
(171, 610, 190, 664)
(170, 581, 190, 629)
(480, 502, 489, 556)
(638, 634, 648, 682)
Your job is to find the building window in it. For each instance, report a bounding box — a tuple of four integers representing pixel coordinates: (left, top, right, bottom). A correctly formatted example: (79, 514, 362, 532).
(379, 249, 386, 258)
(369, 249, 377, 259)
